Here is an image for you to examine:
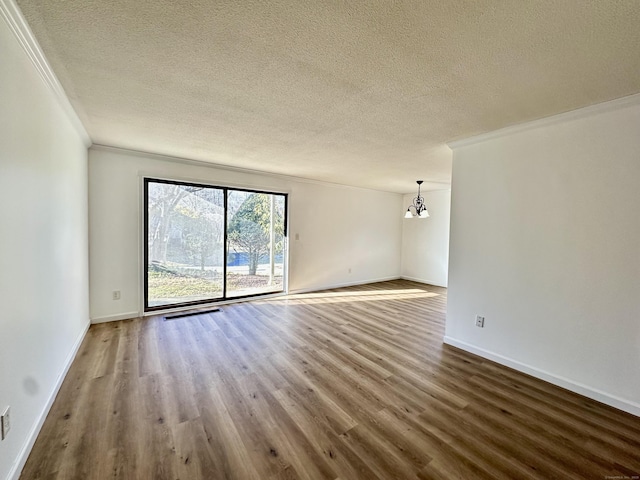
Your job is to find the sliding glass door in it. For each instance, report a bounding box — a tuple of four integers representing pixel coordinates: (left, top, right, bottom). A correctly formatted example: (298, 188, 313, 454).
(226, 190, 286, 297)
(144, 179, 287, 311)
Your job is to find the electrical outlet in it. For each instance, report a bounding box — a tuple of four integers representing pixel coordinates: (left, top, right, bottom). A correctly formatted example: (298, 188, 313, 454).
(348, 268, 352, 274)
(475, 315, 485, 328)
(1, 406, 10, 440)
(112, 290, 121, 300)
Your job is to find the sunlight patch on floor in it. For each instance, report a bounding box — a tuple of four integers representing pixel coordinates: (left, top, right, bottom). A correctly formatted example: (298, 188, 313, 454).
(267, 288, 440, 305)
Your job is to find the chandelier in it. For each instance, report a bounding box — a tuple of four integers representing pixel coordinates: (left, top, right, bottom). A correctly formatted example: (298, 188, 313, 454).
(404, 180, 429, 218)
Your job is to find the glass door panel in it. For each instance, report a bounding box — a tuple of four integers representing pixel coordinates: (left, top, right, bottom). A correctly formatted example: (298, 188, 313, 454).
(226, 190, 286, 297)
(146, 181, 225, 308)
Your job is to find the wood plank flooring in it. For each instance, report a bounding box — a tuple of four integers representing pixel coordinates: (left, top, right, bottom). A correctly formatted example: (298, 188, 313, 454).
(21, 280, 640, 479)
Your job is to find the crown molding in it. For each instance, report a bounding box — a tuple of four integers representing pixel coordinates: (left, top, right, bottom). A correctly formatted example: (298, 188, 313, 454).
(448, 92, 640, 150)
(91, 144, 404, 195)
(0, 0, 91, 147)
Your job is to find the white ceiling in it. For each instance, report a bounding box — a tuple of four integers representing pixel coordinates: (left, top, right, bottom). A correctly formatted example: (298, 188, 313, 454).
(16, 0, 640, 193)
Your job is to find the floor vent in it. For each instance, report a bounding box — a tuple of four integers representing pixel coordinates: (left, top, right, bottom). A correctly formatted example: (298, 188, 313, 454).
(164, 308, 221, 320)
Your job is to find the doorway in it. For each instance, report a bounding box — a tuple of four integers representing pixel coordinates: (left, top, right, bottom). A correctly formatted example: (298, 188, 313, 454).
(144, 178, 287, 311)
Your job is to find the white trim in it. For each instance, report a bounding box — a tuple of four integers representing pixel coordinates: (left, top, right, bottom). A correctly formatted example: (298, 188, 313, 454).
(443, 336, 640, 418)
(287, 276, 402, 295)
(92, 298, 295, 325)
(91, 144, 403, 195)
(7, 321, 90, 480)
(0, 0, 91, 148)
(448, 93, 640, 149)
(91, 312, 140, 324)
(400, 275, 447, 288)
(94, 278, 404, 323)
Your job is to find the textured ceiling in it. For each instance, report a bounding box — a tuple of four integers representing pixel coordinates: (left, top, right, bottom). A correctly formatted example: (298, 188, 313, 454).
(15, 0, 640, 193)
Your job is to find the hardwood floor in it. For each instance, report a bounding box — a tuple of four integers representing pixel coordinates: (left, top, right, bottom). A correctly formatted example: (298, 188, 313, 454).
(21, 280, 640, 479)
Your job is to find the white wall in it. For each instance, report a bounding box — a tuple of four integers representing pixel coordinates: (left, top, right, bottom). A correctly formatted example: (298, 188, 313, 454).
(89, 147, 403, 322)
(446, 96, 640, 416)
(401, 189, 450, 287)
(0, 12, 90, 480)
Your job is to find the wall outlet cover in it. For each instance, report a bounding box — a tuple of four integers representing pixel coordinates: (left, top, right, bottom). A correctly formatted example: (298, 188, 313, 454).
(1, 406, 10, 440)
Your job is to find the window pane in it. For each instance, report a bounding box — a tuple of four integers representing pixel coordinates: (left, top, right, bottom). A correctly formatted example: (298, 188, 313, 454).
(226, 191, 285, 297)
(147, 182, 225, 307)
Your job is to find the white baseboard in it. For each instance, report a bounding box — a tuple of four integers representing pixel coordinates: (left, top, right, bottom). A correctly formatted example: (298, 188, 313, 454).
(8, 321, 90, 480)
(91, 278, 401, 323)
(93, 279, 407, 323)
(91, 311, 140, 324)
(443, 336, 640, 418)
(288, 276, 401, 295)
(399, 275, 447, 288)
(141, 293, 287, 317)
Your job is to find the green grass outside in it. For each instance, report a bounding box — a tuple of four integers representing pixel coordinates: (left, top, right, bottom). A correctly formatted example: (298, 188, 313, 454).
(148, 270, 284, 304)
(148, 271, 222, 300)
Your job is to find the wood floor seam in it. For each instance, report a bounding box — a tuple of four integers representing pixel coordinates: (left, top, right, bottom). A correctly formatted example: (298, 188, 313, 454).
(19, 280, 640, 480)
